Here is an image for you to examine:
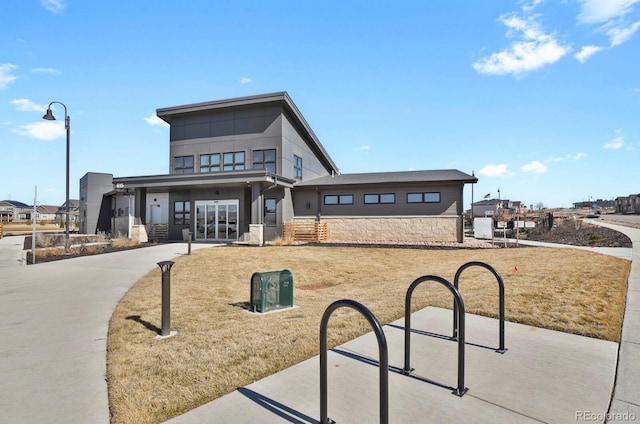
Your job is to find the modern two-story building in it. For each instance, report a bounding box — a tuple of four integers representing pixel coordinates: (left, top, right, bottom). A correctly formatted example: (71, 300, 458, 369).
(82, 92, 477, 244)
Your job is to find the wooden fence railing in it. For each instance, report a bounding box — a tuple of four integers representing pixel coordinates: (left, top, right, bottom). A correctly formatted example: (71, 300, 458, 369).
(283, 221, 328, 242)
(0, 223, 3, 239)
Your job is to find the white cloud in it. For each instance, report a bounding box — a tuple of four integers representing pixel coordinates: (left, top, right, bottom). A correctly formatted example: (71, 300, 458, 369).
(577, 0, 639, 24)
(239, 77, 252, 84)
(478, 164, 508, 177)
(353, 145, 371, 152)
(521, 160, 548, 173)
(546, 155, 564, 162)
(604, 135, 624, 149)
(12, 121, 65, 141)
(522, 0, 545, 13)
(144, 114, 169, 127)
(575, 45, 604, 62)
(607, 21, 640, 46)
(31, 67, 61, 74)
(0, 63, 18, 90)
(473, 14, 570, 76)
(567, 152, 587, 161)
(41, 0, 65, 14)
(11, 99, 46, 112)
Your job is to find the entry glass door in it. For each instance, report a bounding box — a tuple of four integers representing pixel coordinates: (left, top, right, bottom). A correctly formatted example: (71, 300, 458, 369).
(194, 200, 238, 241)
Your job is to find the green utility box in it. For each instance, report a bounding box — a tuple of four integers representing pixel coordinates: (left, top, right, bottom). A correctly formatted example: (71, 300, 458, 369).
(250, 270, 294, 313)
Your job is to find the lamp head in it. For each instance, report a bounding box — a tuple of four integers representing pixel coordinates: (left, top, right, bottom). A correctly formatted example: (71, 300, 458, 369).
(42, 108, 56, 121)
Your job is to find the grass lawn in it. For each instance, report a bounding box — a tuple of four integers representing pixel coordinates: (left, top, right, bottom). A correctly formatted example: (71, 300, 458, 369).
(2, 223, 61, 233)
(107, 245, 630, 424)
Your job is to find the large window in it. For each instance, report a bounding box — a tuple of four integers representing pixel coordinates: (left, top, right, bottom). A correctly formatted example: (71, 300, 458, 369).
(253, 149, 277, 174)
(293, 155, 303, 179)
(174, 156, 194, 174)
(174, 201, 191, 225)
(324, 194, 354, 205)
(264, 198, 276, 225)
(223, 151, 245, 171)
(364, 193, 395, 204)
(407, 192, 441, 203)
(200, 153, 221, 172)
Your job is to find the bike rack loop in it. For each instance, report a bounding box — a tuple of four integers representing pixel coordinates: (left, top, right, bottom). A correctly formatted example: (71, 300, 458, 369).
(452, 261, 507, 354)
(320, 299, 389, 424)
(403, 275, 468, 397)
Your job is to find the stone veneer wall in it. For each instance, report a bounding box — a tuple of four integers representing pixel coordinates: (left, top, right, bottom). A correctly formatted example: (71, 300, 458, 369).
(294, 216, 463, 243)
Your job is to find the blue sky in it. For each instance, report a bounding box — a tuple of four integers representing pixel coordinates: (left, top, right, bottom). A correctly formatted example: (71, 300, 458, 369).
(1, 0, 638, 209)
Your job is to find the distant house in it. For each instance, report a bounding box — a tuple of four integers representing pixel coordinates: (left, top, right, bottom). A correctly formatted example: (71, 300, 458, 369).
(615, 195, 640, 214)
(82, 92, 477, 243)
(471, 198, 530, 218)
(55, 200, 80, 225)
(0, 200, 31, 222)
(36, 205, 59, 222)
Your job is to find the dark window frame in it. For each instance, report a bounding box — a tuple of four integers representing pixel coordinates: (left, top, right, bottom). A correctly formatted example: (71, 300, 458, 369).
(174, 201, 191, 225)
(293, 155, 303, 179)
(407, 192, 441, 203)
(174, 155, 194, 174)
(223, 151, 245, 171)
(364, 193, 396, 204)
(200, 153, 221, 173)
(264, 198, 277, 226)
(253, 149, 277, 174)
(324, 194, 354, 205)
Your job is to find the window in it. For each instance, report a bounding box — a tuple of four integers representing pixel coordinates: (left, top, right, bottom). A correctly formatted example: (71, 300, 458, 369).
(324, 194, 353, 205)
(407, 192, 441, 203)
(175, 156, 194, 174)
(174, 201, 190, 225)
(264, 198, 276, 225)
(223, 151, 245, 171)
(424, 192, 441, 203)
(364, 193, 395, 204)
(253, 149, 276, 174)
(200, 153, 221, 172)
(293, 155, 303, 179)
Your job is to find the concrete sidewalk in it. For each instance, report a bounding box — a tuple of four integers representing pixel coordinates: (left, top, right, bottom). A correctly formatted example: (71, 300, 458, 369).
(167, 307, 618, 423)
(0, 241, 213, 424)
(587, 220, 640, 419)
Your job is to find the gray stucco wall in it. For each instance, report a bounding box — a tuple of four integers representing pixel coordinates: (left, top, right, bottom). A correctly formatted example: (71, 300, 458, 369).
(292, 183, 462, 218)
(167, 106, 332, 182)
(79, 172, 113, 234)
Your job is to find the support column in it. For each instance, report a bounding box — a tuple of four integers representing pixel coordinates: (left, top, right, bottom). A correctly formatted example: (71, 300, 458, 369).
(249, 183, 264, 245)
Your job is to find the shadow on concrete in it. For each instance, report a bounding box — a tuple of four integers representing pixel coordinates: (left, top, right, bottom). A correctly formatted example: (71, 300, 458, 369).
(238, 387, 319, 424)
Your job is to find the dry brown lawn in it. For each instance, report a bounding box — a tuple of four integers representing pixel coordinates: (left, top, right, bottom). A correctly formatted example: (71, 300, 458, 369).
(107, 245, 630, 424)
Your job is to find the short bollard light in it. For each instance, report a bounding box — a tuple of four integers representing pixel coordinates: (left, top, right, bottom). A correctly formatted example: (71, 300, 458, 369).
(157, 260, 177, 339)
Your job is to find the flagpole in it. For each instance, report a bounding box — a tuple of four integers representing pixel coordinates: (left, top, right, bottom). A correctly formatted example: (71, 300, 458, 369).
(471, 170, 474, 219)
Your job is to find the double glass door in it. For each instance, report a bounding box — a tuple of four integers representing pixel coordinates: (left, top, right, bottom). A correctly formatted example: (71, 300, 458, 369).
(195, 200, 238, 241)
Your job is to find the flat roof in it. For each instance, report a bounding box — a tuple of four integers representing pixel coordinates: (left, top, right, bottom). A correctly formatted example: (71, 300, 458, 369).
(295, 169, 477, 187)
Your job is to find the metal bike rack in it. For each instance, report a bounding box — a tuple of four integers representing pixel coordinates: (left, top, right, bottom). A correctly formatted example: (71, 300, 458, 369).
(320, 299, 389, 424)
(403, 275, 468, 397)
(452, 261, 507, 353)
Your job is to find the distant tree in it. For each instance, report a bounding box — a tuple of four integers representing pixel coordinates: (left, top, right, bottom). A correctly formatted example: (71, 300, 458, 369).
(535, 202, 545, 210)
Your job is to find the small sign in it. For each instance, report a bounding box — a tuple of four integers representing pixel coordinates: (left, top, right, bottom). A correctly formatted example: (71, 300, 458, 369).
(497, 221, 508, 228)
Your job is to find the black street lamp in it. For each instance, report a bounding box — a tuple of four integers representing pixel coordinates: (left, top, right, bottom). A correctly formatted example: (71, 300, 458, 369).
(43, 101, 70, 252)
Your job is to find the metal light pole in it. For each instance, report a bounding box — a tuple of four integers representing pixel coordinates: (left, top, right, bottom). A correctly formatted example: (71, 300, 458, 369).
(43, 102, 70, 252)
